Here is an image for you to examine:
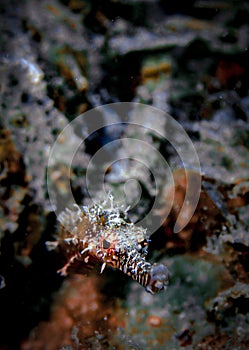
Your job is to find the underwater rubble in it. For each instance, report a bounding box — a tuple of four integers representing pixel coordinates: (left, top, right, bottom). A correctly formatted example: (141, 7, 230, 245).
(0, 0, 249, 349)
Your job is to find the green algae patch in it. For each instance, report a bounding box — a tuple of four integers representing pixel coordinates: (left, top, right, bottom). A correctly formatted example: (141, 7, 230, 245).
(118, 255, 228, 350)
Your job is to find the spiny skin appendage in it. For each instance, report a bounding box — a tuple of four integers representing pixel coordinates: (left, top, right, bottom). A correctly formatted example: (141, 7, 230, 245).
(48, 201, 169, 294)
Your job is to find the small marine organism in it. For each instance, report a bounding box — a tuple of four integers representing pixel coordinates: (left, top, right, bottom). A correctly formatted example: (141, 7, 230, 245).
(47, 197, 169, 294)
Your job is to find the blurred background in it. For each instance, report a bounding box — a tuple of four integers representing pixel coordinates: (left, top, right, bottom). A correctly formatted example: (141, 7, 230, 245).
(0, 1, 249, 349)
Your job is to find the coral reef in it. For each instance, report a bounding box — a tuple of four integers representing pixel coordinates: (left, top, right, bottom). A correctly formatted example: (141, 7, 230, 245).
(21, 274, 124, 350)
(0, 0, 249, 349)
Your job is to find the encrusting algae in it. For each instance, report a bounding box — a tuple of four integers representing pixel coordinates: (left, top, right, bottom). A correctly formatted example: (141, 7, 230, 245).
(47, 196, 169, 294)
